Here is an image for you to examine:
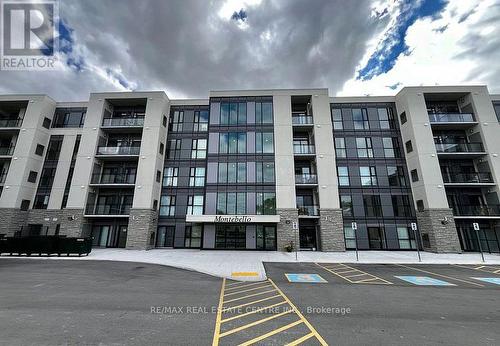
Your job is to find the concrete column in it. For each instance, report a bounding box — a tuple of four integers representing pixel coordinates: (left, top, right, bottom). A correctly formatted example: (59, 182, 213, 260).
(318, 208, 345, 251)
(416, 208, 461, 253)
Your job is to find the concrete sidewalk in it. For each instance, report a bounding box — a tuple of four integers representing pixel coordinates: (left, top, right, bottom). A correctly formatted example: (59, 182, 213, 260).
(2, 249, 499, 281)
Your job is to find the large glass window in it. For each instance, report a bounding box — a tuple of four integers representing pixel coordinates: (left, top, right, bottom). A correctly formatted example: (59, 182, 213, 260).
(256, 192, 276, 215)
(220, 102, 247, 125)
(52, 108, 86, 128)
(378, 108, 395, 129)
(160, 195, 176, 216)
(170, 111, 183, 132)
(219, 132, 246, 154)
(218, 163, 246, 183)
(215, 225, 246, 249)
(337, 166, 349, 186)
(335, 138, 346, 158)
(383, 137, 400, 158)
(356, 137, 373, 158)
(360, 166, 377, 186)
(397, 226, 416, 249)
(194, 110, 209, 132)
(387, 166, 407, 187)
(163, 167, 178, 186)
(185, 225, 202, 248)
(344, 226, 357, 249)
(363, 195, 382, 217)
(392, 195, 412, 217)
(255, 102, 273, 124)
(332, 108, 343, 130)
(353, 108, 369, 130)
(191, 139, 207, 159)
(256, 162, 275, 183)
(217, 192, 246, 215)
(167, 139, 181, 159)
(187, 195, 204, 215)
(189, 167, 205, 186)
(256, 132, 274, 153)
(340, 195, 353, 217)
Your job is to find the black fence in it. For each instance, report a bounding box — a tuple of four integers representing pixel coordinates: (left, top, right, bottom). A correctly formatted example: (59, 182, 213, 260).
(0, 235, 92, 256)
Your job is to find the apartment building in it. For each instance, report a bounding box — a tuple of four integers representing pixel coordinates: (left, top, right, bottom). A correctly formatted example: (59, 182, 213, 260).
(0, 86, 499, 253)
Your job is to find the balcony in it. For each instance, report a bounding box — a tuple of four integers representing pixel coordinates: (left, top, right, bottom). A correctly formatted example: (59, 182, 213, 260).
(435, 142, 485, 158)
(0, 145, 14, 156)
(0, 172, 6, 184)
(442, 172, 494, 185)
(292, 113, 313, 126)
(85, 203, 132, 216)
(0, 118, 22, 128)
(295, 174, 318, 185)
(298, 205, 319, 217)
(293, 144, 315, 156)
(96, 146, 140, 157)
(452, 205, 500, 218)
(102, 117, 145, 127)
(90, 173, 136, 186)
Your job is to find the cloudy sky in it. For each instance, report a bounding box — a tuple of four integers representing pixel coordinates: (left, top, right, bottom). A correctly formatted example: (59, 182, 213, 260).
(0, 0, 499, 101)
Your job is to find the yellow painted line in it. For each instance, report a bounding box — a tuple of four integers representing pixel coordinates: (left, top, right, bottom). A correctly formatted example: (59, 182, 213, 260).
(225, 280, 250, 287)
(268, 279, 328, 346)
(286, 332, 315, 346)
(494, 269, 500, 274)
(221, 301, 287, 323)
(474, 266, 486, 270)
(231, 271, 259, 277)
(212, 278, 225, 346)
(344, 273, 369, 278)
(222, 294, 282, 313)
(219, 309, 293, 338)
(317, 262, 392, 285)
(224, 281, 267, 292)
(354, 277, 378, 283)
(452, 264, 500, 275)
(223, 284, 273, 297)
(336, 269, 358, 274)
(223, 288, 278, 304)
(238, 319, 304, 346)
(395, 264, 484, 287)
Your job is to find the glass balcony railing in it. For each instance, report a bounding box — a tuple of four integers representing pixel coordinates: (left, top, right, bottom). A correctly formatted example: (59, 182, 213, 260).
(0, 146, 14, 155)
(96, 146, 141, 156)
(295, 174, 318, 184)
(91, 173, 136, 184)
(442, 172, 493, 184)
(0, 118, 23, 127)
(298, 205, 319, 216)
(0, 172, 7, 183)
(85, 204, 132, 215)
(292, 115, 313, 125)
(102, 117, 145, 127)
(428, 113, 475, 123)
(293, 144, 315, 155)
(435, 142, 484, 153)
(451, 205, 500, 216)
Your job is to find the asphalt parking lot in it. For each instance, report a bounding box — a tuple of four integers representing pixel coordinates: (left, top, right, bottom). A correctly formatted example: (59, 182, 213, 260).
(1, 259, 499, 345)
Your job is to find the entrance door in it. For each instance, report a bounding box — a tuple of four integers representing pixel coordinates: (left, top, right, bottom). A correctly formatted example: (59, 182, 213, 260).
(368, 227, 385, 249)
(117, 226, 127, 248)
(256, 226, 276, 250)
(299, 226, 317, 250)
(156, 226, 175, 247)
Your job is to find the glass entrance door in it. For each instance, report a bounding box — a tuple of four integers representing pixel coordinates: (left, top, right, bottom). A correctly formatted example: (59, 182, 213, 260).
(368, 227, 386, 249)
(256, 226, 276, 250)
(299, 226, 317, 250)
(156, 226, 175, 247)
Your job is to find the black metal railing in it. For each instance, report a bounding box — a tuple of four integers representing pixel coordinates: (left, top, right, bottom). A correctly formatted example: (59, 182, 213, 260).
(435, 142, 484, 153)
(90, 173, 136, 184)
(295, 174, 318, 184)
(442, 172, 493, 184)
(0, 118, 23, 127)
(452, 204, 500, 216)
(297, 205, 319, 216)
(293, 144, 315, 155)
(429, 113, 475, 123)
(102, 117, 145, 127)
(292, 115, 313, 125)
(85, 204, 132, 215)
(96, 146, 141, 156)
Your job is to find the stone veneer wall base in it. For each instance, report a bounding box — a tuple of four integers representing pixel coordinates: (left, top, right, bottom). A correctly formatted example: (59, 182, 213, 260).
(0, 209, 29, 236)
(416, 208, 461, 253)
(276, 208, 299, 252)
(127, 208, 158, 250)
(318, 208, 345, 251)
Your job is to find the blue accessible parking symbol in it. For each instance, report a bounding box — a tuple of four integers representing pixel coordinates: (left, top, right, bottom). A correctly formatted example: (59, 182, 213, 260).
(285, 273, 328, 283)
(472, 277, 500, 285)
(395, 276, 455, 286)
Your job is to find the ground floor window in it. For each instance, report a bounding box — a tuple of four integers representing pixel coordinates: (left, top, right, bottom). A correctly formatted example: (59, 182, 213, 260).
(256, 225, 276, 250)
(91, 225, 127, 248)
(397, 226, 416, 249)
(156, 226, 175, 247)
(185, 225, 202, 248)
(344, 226, 356, 249)
(215, 225, 246, 249)
(368, 227, 386, 249)
(458, 225, 500, 253)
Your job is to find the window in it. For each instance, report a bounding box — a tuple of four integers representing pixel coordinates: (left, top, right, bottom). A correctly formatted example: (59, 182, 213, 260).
(400, 111, 407, 125)
(256, 132, 274, 153)
(356, 137, 373, 158)
(332, 108, 343, 130)
(35, 144, 45, 156)
(218, 163, 246, 183)
(256, 162, 275, 183)
(153, 199, 158, 210)
(220, 102, 247, 125)
(28, 171, 38, 183)
(42, 117, 51, 129)
(392, 195, 412, 217)
(219, 132, 246, 154)
(405, 140, 413, 153)
(20, 199, 30, 211)
(189, 167, 206, 186)
(383, 137, 400, 158)
(416, 200, 425, 212)
(185, 225, 202, 248)
(344, 226, 357, 249)
(335, 138, 346, 158)
(411, 169, 419, 182)
(163, 167, 178, 186)
(397, 226, 416, 249)
(378, 108, 394, 129)
(217, 192, 246, 215)
(52, 108, 86, 128)
(167, 139, 181, 159)
(353, 108, 369, 130)
(360, 166, 377, 186)
(387, 166, 407, 187)
(255, 102, 273, 124)
(163, 115, 168, 127)
(337, 166, 349, 186)
(156, 170, 161, 183)
(187, 195, 204, 215)
(194, 110, 209, 132)
(256, 192, 276, 215)
(159, 195, 176, 216)
(159, 142, 164, 155)
(61, 135, 80, 208)
(170, 111, 183, 132)
(363, 195, 382, 217)
(215, 225, 246, 249)
(191, 139, 207, 159)
(340, 195, 353, 217)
